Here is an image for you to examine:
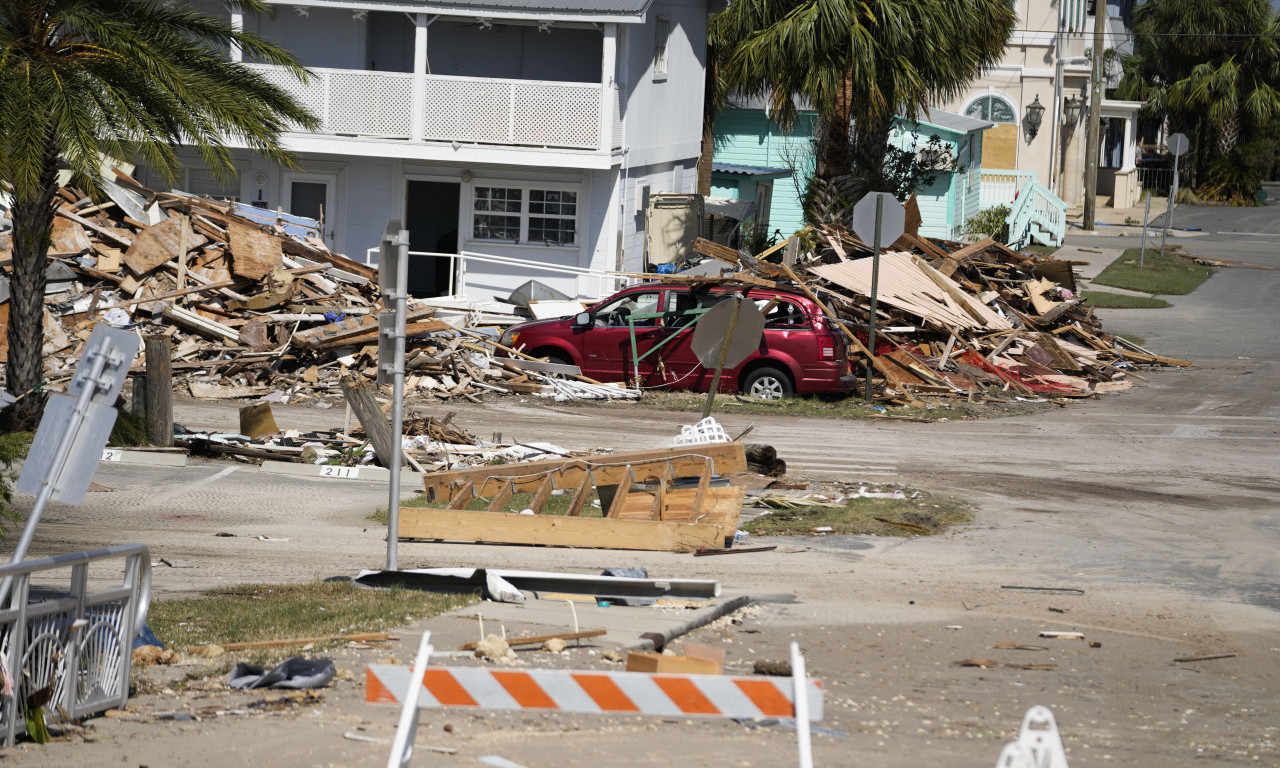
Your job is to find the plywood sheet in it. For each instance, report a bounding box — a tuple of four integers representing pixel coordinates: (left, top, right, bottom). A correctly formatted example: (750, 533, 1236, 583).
(124, 214, 203, 275)
(227, 221, 283, 280)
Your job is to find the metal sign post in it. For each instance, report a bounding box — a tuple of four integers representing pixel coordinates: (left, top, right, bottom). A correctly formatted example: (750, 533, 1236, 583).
(378, 220, 410, 572)
(2, 325, 140, 603)
(1159, 132, 1189, 260)
(851, 192, 906, 402)
(690, 296, 766, 416)
(1138, 190, 1153, 269)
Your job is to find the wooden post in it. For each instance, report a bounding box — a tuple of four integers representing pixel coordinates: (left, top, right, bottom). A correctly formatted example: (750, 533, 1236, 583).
(340, 375, 404, 468)
(144, 335, 173, 446)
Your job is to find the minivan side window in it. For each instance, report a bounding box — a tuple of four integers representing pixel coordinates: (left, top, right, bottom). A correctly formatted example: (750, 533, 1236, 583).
(758, 299, 809, 329)
(595, 291, 663, 326)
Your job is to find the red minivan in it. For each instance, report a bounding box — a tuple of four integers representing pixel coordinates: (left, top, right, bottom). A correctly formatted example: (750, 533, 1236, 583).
(498, 283, 857, 398)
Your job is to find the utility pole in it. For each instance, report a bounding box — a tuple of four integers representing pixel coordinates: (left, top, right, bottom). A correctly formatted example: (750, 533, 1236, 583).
(1082, 1, 1106, 231)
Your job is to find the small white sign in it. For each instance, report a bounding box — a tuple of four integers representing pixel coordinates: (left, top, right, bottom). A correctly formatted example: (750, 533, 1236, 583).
(319, 465, 359, 479)
(101, 449, 124, 462)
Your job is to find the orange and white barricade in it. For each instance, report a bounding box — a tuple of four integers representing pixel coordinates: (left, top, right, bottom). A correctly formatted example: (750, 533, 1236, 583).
(369, 632, 823, 768)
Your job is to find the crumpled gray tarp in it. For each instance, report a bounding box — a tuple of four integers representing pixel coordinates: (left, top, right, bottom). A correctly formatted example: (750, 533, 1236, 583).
(228, 656, 335, 690)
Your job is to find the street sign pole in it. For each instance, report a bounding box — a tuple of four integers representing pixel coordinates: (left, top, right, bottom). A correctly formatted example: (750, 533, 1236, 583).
(1138, 190, 1153, 269)
(701, 296, 743, 419)
(378, 221, 410, 572)
(864, 196, 884, 402)
(851, 192, 904, 403)
(1159, 133, 1189, 260)
(2, 325, 140, 603)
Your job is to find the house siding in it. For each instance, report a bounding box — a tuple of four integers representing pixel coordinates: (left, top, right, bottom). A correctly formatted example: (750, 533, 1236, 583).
(711, 109, 815, 238)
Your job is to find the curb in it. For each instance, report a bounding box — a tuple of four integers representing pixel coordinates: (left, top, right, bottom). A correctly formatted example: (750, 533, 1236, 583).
(623, 593, 753, 652)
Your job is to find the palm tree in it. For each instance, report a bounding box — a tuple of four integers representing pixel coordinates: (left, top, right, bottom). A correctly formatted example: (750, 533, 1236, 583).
(1118, 0, 1280, 188)
(0, 0, 318, 428)
(708, 0, 1015, 219)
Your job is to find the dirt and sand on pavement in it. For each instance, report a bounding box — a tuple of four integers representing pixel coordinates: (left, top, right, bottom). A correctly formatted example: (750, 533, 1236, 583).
(4, 236, 1280, 767)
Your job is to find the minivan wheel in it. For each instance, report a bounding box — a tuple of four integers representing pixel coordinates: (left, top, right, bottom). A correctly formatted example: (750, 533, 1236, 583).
(536, 350, 572, 367)
(742, 366, 793, 400)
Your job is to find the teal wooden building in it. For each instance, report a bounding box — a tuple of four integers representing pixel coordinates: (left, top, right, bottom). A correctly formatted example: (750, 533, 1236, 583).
(711, 102, 991, 241)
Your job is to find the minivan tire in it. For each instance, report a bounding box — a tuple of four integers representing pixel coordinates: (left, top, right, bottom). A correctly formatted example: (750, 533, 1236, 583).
(742, 366, 793, 399)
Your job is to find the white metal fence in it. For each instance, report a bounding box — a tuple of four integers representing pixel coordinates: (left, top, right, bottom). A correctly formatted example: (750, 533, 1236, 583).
(980, 169, 1039, 209)
(0, 544, 151, 745)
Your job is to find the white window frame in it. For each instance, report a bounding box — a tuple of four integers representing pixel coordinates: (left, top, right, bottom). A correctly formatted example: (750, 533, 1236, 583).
(653, 17, 670, 80)
(469, 182, 581, 248)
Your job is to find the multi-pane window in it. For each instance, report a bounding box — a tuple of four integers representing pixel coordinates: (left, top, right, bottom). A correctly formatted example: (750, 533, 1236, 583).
(472, 186, 577, 246)
(473, 187, 522, 241)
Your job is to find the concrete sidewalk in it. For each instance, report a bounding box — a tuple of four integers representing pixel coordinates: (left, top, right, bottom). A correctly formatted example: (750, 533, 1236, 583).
(1064, 193, 1206, 239)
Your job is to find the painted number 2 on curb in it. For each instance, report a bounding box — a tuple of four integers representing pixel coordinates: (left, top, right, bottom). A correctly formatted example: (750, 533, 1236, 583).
(101, 449, 123, 462)
(319, 466, 359, 479)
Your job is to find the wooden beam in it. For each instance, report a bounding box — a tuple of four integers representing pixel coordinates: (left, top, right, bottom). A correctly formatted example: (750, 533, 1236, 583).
(340, 375, 404, 468)
(458, 629, 606, 651)
(398, 508, 726, 553)
(422, 443, 748, 501)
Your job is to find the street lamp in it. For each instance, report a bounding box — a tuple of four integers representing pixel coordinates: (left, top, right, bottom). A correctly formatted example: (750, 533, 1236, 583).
(1062, 96, 1083, 130)
(1024, 96, 1046, 140)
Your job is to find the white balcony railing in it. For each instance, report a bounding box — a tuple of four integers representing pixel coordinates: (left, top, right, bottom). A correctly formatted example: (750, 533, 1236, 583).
(247, 64, 608, 151)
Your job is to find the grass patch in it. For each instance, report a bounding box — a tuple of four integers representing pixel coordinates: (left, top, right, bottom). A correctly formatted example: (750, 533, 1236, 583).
(1090, 248, 1213, 295)
(149, 580, 476, 660)
(743, 494, 972, 537)
(1081, 290, 1171, 309)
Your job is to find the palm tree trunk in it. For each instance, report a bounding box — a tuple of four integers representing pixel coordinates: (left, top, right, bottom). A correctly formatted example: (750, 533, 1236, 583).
(2, 146, 59, 430)
(696, 46, 718, 197)
(814, 68, 855, 182)
(849, 111, 894, 195)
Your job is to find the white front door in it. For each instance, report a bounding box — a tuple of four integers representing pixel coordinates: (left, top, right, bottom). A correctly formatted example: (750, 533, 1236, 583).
(282, 173, 338, 248)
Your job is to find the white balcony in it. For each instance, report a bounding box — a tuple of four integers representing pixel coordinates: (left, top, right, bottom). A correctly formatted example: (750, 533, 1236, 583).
(246, 64, 616, 152)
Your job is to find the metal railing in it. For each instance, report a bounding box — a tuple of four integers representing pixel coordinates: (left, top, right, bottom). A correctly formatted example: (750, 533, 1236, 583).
(1137, 166, 1175, 195)
(365, 248, 627, 302)
(1005, 178, 1067, 248)
(0, 544, 151, 745)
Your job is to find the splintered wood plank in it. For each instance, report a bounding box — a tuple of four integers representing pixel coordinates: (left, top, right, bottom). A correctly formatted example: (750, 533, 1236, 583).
(124, 214, 195, 275)
(50, 217, 92, 254)
(485, 479, 515, 513)
(227, 220, 283, 280)
(528, 476, 555, 514)
(445, 483, 476, 510)
(606, 471, 634, 519)
(398, 508, 725, 553)
(565, 472, 593, 517)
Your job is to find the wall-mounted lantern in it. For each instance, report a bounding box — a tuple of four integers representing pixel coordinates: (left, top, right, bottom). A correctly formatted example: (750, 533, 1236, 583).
(1024, 95, 1046, 140)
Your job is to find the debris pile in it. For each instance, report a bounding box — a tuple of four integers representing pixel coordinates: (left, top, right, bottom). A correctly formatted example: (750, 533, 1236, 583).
(0, 171, 630, 405)
(689, 227, 1190, 404)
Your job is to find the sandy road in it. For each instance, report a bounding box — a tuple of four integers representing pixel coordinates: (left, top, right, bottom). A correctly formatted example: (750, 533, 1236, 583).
(7, 354, 1276, 767)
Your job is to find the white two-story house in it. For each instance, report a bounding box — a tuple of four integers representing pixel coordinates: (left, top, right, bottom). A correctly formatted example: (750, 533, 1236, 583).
(157, 0, 711, 300)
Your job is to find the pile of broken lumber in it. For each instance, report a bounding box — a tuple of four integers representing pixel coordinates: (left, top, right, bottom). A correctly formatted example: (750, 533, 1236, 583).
(689, 222, 1189, 404)
(0, 171, 621, 407)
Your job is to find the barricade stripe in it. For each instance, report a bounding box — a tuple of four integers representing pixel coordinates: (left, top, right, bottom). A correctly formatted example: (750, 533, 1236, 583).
(653, 676, 720, 715)
(537, 672, 603, 713)
(571, 673, 641, 713)
(492, 671, 558, 710)
(696, 677, 762, 716)
(613, 674, 682, 716)
(423, 669, 479, 707)
(366, 667, 399, 704)
(734, 679, 795, 717)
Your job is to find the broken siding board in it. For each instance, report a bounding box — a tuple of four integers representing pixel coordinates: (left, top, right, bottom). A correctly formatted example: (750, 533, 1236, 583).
(123, 214, 203, 275)
(227, 221, 283, 280)
(50, 217, 92, 254)
(398, 508, 725, 553)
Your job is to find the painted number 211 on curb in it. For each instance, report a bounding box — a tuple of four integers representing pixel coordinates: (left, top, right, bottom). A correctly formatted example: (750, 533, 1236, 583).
(320, 466, 359, 479)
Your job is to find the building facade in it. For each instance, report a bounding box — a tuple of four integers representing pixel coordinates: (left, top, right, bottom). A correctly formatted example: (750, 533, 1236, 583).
(940, 0, 1143, 212)
(157, 0, 713, 301)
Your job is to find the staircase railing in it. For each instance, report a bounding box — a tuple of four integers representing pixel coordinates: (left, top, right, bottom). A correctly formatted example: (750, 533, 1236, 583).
(1005, 179, 1067, 248)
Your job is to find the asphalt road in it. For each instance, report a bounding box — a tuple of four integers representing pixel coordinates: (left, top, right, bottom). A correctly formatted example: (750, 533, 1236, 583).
(1067, 203, 1280, 361)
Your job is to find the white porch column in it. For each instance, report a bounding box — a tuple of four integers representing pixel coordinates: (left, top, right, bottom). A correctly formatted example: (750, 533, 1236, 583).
(599, 23, 618, 152)
(411, 14, 428, 142)
(230, 9, 243, 62)
(1122, 115, 1136, 170)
